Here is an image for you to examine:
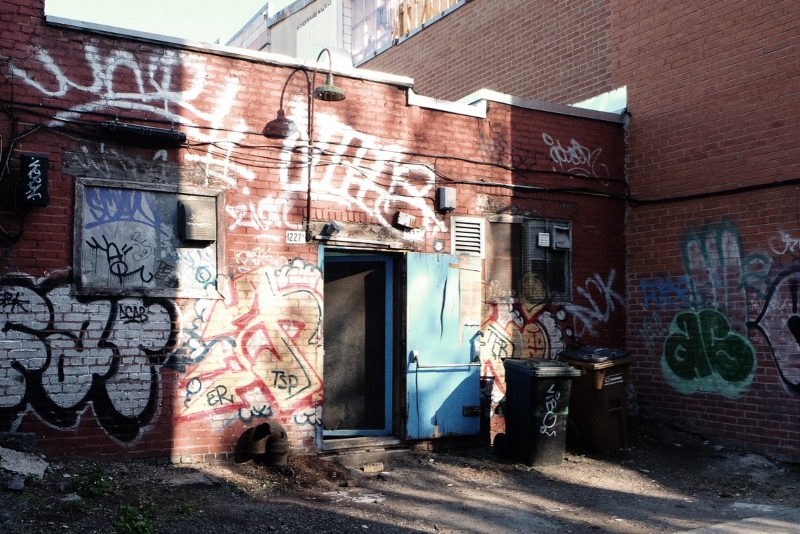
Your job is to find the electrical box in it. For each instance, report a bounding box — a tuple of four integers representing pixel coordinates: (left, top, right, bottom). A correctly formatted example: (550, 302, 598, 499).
(396, 211, 417, 229)
(18, 154, 49, 208)
(551, 225, 572, 250)
(178, 198, 217, 243)
(436, 186, 456, 213)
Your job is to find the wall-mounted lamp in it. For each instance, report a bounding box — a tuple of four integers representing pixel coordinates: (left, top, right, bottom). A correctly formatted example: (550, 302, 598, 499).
(263, 48, 347, 138)
(262, 108, 298, 138)
(263, 48, 346, 240)
(313, 71, 346, 102)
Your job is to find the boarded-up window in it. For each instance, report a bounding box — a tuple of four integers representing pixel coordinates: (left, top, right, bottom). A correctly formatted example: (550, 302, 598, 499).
(74, 178, 225, 299)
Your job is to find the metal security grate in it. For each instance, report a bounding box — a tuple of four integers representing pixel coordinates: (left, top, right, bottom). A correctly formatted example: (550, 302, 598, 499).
(522, 219, 572, 303)
(451, 217, 485, 258)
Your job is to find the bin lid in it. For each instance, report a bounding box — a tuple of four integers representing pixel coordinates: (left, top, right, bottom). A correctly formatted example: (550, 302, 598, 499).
(559, 346, 630, 363)
(503, 358, 582, 377)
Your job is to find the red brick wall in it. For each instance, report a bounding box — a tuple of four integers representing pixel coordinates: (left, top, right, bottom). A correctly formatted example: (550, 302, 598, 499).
(362, 0, 614, 105)
(0, 0, 625, 460)
(616, 0, 800, 460)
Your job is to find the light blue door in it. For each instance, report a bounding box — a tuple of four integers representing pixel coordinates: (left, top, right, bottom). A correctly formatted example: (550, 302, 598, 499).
(406, 253, 481, 439)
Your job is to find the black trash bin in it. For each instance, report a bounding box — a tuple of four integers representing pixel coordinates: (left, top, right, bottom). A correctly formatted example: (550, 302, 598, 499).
(559, 347, 636, 453)
(502, 358, 581, 466)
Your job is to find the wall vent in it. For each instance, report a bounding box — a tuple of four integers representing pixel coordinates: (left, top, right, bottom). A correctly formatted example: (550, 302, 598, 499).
(451, 217, 485, 258)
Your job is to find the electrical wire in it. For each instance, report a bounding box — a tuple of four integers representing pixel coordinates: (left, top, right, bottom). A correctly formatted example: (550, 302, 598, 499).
(9, 93, 780, 207)
(4, 97, 626, 188)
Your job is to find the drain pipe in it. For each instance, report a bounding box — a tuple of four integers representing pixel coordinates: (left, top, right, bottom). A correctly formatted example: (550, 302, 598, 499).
(246, 422, 289, 467)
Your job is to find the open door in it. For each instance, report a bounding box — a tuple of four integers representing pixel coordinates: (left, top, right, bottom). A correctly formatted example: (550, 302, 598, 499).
(406, 253, 482, 439)
(323, 255, 393, 437)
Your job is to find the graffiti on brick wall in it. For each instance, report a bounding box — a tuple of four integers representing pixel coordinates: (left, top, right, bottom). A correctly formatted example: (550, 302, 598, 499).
(662, 308, 755, 398)
(768, 230, 800, 257)
(744, 230, 800, 396)
(477, 130, 612, 182)
(479, 269, 623, 407)
(479, 282, 565, 406)
(10, 43, 448, 241)
(227, 99, 446, 240)
(0, 273, 178, 442)
(175, 258, 323, 430)
(640, 276, 691, 310)
(0, 259, 324, 439)
(563, 270, 625, 338)
(748, 264, 800, 395)
(636, 222, 800, 398)
(638, 311, 666, 353)
(542, 133, 610, 183)
(9, 44, 253, 188)
(661, 222, 764, 398)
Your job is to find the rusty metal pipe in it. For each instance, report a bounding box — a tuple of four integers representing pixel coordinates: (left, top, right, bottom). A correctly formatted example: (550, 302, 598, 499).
(246, 422, 289, 466)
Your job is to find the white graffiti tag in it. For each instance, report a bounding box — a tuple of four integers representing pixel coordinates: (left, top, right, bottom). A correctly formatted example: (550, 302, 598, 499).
(229, 99, 447, 236)
(10, 45, 252, 186)
(542, 132, 609, 182)
(565, 270, 625, 337)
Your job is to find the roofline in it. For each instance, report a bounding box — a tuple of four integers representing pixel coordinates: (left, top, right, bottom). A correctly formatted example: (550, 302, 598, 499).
(267, 0, 317, 28)
(225, 1, 271, 45)
(459, 89, 627, 123)
(44, 17, 623, 124)
(44, 15, 415, 89)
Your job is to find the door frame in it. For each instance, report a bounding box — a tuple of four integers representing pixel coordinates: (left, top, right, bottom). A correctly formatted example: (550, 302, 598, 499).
(321, 252, 394, 438)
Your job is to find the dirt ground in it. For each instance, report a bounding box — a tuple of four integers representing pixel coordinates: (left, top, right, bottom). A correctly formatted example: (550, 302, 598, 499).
(1, 418, 800, 534)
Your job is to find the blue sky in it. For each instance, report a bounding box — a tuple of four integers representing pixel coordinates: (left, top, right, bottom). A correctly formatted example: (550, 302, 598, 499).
(45, 0, 294, 43)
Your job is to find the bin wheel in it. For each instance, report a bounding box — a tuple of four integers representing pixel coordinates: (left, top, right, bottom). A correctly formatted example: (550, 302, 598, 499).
(493, 433, 509, 459)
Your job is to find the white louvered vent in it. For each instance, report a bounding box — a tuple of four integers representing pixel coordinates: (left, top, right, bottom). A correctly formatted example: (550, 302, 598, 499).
(451, 217, 485, 258)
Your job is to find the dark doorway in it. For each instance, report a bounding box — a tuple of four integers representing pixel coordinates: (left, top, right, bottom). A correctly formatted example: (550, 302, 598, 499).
(322, 256, 393, 436)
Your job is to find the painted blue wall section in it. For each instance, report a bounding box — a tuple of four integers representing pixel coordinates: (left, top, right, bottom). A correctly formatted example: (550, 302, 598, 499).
(406, 253, 481, 439)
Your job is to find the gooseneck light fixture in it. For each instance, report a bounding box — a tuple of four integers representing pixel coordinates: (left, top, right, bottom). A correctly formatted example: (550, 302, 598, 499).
(263, 48, 346, 240)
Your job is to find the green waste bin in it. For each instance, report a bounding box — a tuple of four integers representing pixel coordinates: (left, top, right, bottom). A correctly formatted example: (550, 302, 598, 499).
(559, 347, 636, 453)
(502, 358, 581, 466)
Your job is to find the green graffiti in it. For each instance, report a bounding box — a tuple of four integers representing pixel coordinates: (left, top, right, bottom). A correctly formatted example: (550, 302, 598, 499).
(661, 308, 755, 399)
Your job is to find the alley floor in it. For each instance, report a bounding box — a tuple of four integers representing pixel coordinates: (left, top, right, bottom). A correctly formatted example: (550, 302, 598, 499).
(2, 418, 800, 533)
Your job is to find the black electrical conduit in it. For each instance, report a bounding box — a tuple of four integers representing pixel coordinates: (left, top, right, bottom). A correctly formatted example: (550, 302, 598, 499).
(2, 97, 795, 208)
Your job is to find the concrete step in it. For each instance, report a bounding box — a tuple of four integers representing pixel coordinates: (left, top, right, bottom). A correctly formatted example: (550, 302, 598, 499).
(319, 436, 411, 469)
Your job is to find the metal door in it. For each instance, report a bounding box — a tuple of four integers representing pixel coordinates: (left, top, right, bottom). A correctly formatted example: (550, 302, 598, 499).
(406, 253, 481, 439)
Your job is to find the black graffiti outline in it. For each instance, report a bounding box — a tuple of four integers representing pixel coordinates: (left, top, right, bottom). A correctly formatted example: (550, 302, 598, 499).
(220, 404, 274, 431)
(293, 410, 318, 427)
(87, 235, 154, 285)
(747, 264, 800, 395)
(165, 302, 236, 372)
(0, 273, 180, 442)
(0, 289, 30, 312)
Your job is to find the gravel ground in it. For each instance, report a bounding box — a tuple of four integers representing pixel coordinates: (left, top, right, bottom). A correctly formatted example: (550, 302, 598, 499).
(1, 419, 799, 533)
